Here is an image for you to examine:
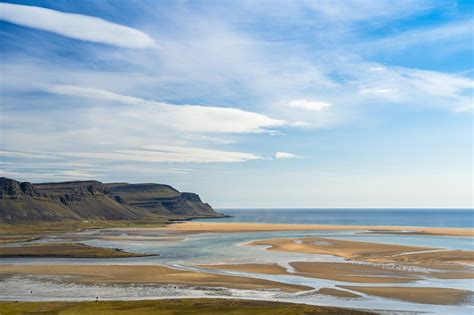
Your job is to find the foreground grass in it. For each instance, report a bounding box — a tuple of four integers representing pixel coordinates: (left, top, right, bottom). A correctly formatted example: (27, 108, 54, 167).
(0, 299, 372, 315)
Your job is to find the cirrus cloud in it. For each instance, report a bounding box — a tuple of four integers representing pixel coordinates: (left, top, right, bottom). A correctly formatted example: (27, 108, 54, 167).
(285, 99, 333, 111)
(0, 3, 156, 49)
(275, 152, 300, 160)
(47, 85, 285, 133)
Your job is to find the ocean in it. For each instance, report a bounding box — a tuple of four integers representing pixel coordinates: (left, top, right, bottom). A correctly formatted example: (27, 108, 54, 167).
(202, 208, 474, 228)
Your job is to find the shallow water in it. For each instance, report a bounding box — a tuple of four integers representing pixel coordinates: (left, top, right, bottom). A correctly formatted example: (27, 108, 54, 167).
(1, 225, 473, 314)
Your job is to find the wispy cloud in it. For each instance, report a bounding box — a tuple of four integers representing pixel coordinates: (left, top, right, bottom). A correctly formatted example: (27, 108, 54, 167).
(360, 20, 474, 54)
(64, 146, 262, 163)
(0, 150, 58, 159)
(0, 3, 155, 48)
(285, 100, 332, 111)
(47, 85, 285, 133)
(275, 152, 301, 160)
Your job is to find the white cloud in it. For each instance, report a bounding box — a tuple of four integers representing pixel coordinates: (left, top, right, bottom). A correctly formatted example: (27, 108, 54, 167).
(285, 99, 332, 111)
(47, 85, 285, 133)
(275, 152, 300, 160)
(0, 3, 155, 49)
(0, 170, 96, 180)
(361, 20, 474, 53)
(351, 64, 474, 110)
(359, 87, 395, 95)
(0, 150, 58, 159)
(64, 146, 262, 163)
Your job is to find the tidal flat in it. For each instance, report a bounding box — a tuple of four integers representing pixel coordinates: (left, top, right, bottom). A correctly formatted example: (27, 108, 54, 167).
(0, 221, 473, 314)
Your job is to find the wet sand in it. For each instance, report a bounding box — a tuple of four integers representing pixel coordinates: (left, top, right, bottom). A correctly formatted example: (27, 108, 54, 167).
(247, 237, 432, 261)
(0, 264, 311, 293)
(199, 260, 473, 283)
(339, 286, 473, 305)
(246, 237, 474, 266)
(200, 263, 288, 275)
(317, 288, 361, 298)
(157, 222, 474, 237)
(100, 235, 185, 242)
(291, 262, 418, 283)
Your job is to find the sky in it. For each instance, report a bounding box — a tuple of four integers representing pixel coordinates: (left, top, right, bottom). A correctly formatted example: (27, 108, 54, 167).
(0, 0, 472, 208)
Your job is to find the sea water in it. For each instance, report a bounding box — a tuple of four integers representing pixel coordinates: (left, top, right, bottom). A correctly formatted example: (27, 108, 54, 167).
(200, 208, 474, 228)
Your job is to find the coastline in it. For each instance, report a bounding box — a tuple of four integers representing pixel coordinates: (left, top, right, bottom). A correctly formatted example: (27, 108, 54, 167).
(1, 219, 472, 311)
(155, 221, 474, 237)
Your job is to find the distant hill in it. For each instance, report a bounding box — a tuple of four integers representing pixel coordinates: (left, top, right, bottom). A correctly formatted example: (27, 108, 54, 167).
(0, 177, 223, 223)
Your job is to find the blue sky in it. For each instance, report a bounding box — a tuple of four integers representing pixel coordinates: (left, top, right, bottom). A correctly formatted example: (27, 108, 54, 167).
(0, 0, 472, 208)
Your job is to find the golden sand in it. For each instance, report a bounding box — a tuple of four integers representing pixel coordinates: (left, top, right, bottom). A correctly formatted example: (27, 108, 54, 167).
(157, 222, 474, 237)
(198, 261, 473, 283)
(339, 286, 473, 305)
(247, 237, 431, 261)
(246, 237, 474, 266)
(0, 264, 311, 293)
(200, 263, 288, 275)
(291, 262, 418, 283)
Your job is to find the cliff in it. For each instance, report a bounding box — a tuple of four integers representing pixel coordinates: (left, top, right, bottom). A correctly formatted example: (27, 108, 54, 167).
(0, 177, 222, 223)
(105, 183, 216, 217)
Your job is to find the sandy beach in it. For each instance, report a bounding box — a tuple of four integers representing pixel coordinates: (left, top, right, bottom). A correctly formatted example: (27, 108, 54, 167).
(1, 221, 472, 310)
(200, 262, 417, 283)
(156, 221, 474, 237)
(0, 264, 311, 293)
(246, 236, 474, 265)
(338, 286, 473, 305)
(200, 260, 473, 283)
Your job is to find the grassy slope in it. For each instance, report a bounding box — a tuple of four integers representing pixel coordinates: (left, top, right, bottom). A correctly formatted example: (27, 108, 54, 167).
(0, 299, 372, 315)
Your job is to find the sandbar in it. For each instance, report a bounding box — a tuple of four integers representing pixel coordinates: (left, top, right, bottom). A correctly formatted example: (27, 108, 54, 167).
(157, 222, 474, 237)
(0, 264, 311, 293)
(200, 263, 288, 275)
(339, 286, 473, 305)
(247, 237, 432, 261)
(246, 237, 474, 266)
(200, 262, 420, 283)
(317, 288, 361, 298)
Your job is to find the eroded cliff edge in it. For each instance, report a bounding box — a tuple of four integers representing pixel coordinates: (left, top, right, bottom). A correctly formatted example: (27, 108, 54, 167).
(0, 177, 223, 223)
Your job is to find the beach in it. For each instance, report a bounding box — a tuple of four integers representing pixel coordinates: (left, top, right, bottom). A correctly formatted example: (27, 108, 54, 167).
(0, 220, 473, 314)
(156, 221, 474, 237)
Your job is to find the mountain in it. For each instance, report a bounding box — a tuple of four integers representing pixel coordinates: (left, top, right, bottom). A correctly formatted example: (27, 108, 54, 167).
(0, 177, 223, 223)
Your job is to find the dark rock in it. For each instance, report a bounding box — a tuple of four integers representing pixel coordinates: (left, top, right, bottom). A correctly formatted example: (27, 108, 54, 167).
(0, 177, 222, 223)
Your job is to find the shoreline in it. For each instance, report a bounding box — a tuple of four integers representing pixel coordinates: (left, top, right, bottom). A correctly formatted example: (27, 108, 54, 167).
(155, 221, 474, 237)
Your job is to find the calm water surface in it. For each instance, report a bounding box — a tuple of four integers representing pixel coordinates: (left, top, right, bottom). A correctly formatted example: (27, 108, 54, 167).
(202, 209, 474, 228)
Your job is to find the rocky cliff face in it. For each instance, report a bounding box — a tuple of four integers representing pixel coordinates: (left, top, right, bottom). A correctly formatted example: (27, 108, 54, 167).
(0, 177, 222, 223)
(106, 183, 216, 217)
